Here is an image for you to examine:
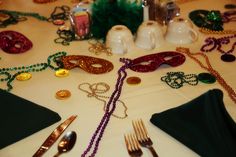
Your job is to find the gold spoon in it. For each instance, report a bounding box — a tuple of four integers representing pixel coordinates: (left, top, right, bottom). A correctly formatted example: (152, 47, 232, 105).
(53, 131, 77, 157)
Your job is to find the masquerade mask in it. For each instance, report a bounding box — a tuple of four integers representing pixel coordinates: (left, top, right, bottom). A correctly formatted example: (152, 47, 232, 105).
(0, 31, 33, 54)
(61, 55, 113, 74)
(126, 51, 185, 72)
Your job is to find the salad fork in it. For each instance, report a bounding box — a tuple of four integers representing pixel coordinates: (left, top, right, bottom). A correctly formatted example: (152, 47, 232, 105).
(124, 133, 143, 157)
(132, 119, 159, 157)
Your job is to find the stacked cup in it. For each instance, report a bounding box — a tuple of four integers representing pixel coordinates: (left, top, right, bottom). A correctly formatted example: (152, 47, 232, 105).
(105, 18, 198, 54)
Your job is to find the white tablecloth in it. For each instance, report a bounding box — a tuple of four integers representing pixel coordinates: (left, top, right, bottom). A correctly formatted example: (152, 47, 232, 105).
(0, 0, 236, 156)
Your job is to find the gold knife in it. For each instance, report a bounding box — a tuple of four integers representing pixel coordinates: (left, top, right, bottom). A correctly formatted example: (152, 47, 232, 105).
(32, 115, 77, 157)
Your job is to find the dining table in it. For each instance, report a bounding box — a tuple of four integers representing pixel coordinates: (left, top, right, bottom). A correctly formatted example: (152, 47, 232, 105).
(0, 0, 236, 157)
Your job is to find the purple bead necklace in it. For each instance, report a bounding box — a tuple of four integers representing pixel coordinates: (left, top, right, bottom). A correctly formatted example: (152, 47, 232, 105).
(200, 34, 236, 62)
(222, 10, 236, 23)
(81, 58, 130, 157)
(80, 51, 185, 156)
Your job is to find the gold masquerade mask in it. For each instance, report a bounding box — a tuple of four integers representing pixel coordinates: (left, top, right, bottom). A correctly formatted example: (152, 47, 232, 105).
(61, 55, 114, 74)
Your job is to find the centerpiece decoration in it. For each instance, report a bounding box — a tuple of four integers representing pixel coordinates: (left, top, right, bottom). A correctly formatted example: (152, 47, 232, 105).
(90, 0, 143, 40)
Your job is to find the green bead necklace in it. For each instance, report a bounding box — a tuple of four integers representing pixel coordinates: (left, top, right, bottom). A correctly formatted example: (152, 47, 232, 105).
(161, 71, 198, 89)
(189, 9, 223, 31)
(0, 51, 66, 91)
(0, 10, 48, 21)
(0, 6, 70, 27)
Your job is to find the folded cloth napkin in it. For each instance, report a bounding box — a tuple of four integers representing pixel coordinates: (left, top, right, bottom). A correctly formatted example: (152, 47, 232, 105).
(0, 89, 61, 149)
(150, 89, 236, 157)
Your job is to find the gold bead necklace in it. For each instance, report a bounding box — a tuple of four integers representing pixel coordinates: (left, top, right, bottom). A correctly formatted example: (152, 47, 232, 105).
(176, 47, 236, 104)
(88, 39, 112, 56)
(199, 27, 236, 35)
(33, 0, 57, 3)
(78, 82, 128, 119)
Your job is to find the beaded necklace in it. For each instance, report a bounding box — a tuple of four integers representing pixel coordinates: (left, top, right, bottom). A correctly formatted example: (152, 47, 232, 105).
(176, 47, 236, 104)
(161, 72, 198, 89)
(0, 10, 48, 27)
(80, 51, 186, 156)
(175, 0, 199, 4)
(33, 0, 57, 3)
(81, 58, 130, 157)
(0, 6, 70, 27)
(0, 52, 66, 91)
(200, 34, 236, 62)
(78, 82, 128, 119)
(225, 4, 236, 9)
(199, 27, 236, 35)
(54, 28, 76, 46)
(189, 10, 223, 31)
(222, 10, 236, 23)
(189, 9, 236, 31)
(161, 71, 216, 89)
(88, 40, 112, 56)
(47, 5, 70, 25)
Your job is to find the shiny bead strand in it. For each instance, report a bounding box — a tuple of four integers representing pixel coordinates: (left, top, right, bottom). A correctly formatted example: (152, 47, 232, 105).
(81, 58, 131, 157)
(199, 27, 236, 35)
(161, 71, 198, 89)
(176, 47, 236, 104)
(47, 51, 67, 70)
(200, 34, 236, 62)
(0, 52, 67, 91)
(189, 10, 223, 31)
(0, 10, 48, 21)
(33, 0, 57, 3)
(78, 82, 128, 119)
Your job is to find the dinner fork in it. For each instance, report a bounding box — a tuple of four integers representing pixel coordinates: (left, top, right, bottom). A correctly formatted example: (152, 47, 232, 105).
(132, 119, 159, 157)
(124, 133, 143, 157)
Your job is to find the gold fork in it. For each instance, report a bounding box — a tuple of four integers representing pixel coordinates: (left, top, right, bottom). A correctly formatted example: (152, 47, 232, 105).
(124, 133, 143, 157)
(132, 119, 159, 157)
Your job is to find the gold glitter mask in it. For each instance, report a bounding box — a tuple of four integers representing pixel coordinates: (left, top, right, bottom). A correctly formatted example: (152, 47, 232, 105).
(61, 55, 114, 74)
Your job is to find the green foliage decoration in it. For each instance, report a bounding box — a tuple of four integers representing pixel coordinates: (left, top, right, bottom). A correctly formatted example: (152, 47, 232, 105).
(90, 0, 143, 40)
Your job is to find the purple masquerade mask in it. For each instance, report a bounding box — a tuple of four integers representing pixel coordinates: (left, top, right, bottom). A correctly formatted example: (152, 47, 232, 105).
(123, 51, 186, 72)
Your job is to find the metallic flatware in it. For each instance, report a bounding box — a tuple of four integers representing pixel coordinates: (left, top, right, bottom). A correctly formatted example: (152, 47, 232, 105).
(53, 131, 77, 157)
(132, 119, 159, 157)
(124, 133, 143, 157)
(32, 115, 77, 157)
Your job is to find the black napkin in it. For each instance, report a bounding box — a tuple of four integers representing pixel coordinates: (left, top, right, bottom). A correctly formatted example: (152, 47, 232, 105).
(150, 89, 236, 157)
(0, 89, 61, 149)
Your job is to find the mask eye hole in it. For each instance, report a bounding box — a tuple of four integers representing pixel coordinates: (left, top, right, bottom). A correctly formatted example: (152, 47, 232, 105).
(69, 60, 78, 64)
(164, 56, 173, 61)
(14, 43, 21, 48)
(91, 63, 102, 68)
(139, 61, 153, 65)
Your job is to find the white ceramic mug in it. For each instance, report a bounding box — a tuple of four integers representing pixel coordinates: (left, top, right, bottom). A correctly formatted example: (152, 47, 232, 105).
(135, 20, 164, 50)
(105, 25, 134, 54)
(165, 18, 198, 44)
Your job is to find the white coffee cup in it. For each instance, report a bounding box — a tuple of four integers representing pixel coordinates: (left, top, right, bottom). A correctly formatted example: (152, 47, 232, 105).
(135, 20, 164, 50)
(105, 25, 134, 54)
(165, 18, 198, 44)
